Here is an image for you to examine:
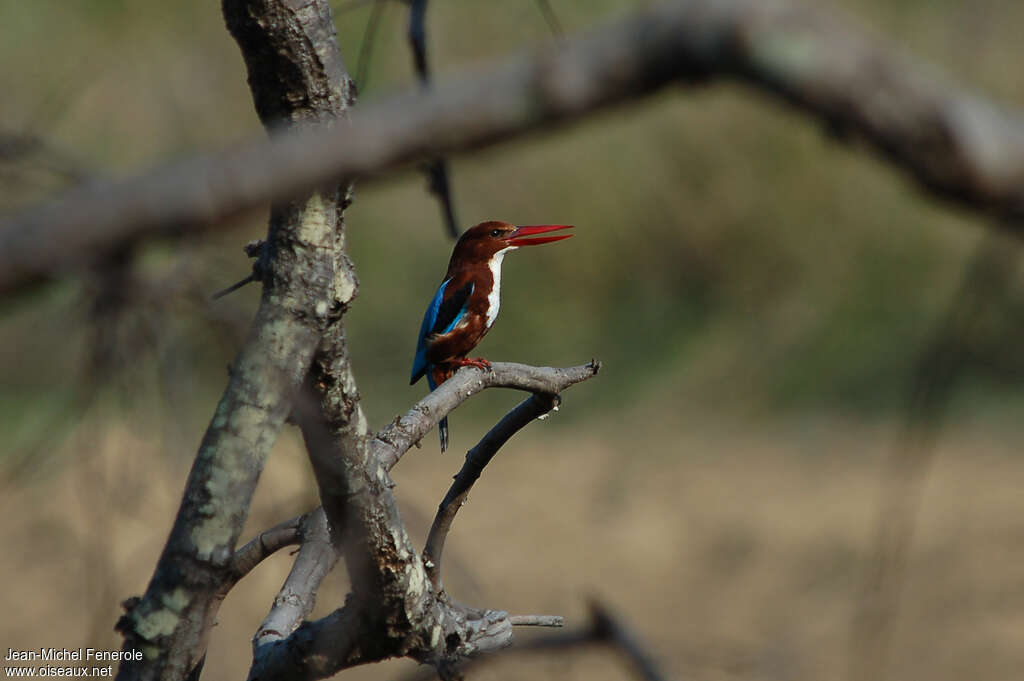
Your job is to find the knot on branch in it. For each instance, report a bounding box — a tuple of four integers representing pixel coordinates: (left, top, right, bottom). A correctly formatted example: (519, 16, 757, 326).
(414, 603, 565, 679)
(114, 596, 142, 637)
(415, 606, 512, 671)
(453, 608, 514, 657)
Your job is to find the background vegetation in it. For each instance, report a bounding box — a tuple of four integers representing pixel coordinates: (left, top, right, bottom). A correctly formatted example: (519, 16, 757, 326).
(2, 1, 1022, 680)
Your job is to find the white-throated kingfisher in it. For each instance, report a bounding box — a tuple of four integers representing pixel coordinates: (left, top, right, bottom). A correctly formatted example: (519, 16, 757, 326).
(410, 220, 574, 451)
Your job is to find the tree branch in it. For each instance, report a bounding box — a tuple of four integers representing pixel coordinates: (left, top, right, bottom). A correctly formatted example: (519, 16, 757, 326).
(588, 601, 673, 681)
(239, 360, 598, 655)
(395, 600, 671, 681)
(226, 514, 305, 591)
(424, 393, 560, 593)
(114, 2, 357, 680)
(406, 0, 460, 239)
(251, 508, 338, 648)
(534, 0, 564, 37)
(248, 360, 598, 681)
(374, 360, 601, 471)
(182, 514, 307, 681)
(7, 0, 1024, 296)
(354, 0, 388, 91)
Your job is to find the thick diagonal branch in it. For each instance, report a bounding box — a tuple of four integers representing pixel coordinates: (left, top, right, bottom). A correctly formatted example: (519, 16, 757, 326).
(114, 2, 357, 681)
(8, 0, 1024, 296)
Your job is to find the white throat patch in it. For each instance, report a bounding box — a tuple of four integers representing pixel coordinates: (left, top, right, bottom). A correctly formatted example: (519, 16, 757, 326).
(485, 246, 517, 328)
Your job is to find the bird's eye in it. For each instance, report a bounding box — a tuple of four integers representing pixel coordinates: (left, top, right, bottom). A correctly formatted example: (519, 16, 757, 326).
(490, 229, 503, 237)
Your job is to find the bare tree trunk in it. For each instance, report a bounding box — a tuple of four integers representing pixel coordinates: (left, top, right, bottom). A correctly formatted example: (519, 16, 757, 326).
(115, 2, 357, 680)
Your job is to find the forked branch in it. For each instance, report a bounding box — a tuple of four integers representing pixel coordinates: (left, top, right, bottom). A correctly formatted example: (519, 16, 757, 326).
(252, 508, 338, 649)
(374, 360, 601, 470)
(246, 359, 598, 681)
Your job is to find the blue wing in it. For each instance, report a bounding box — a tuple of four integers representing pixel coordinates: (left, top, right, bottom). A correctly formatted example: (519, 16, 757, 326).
(410, 279, 474, 384)
(411, 279, 449, 385)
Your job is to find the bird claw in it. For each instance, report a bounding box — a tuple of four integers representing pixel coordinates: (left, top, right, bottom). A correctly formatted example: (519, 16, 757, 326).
(454, 357, 492, 371)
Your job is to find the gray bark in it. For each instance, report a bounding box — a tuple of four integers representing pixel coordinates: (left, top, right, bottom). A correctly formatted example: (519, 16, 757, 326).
(114, 2, 357, 680)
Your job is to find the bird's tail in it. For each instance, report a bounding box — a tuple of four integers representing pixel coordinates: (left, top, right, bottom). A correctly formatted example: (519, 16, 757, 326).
(428, 367, 451, 453)
(438, 416, 449, 453)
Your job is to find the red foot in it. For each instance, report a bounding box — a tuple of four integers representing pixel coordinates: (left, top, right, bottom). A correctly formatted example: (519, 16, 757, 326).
(452, 357, 492, 371)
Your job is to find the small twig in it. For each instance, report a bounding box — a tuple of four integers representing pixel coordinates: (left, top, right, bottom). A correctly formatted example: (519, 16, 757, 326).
(508, 615, 564, 627)
(355, 0, 388, 92)
(589, 600, 673, 681)
(406, 0, 459, 239)
(422, 159, 459, 239)
(407, 0, 429, 80)
(212, 239, 265, 300)
(226, 514, 306, 589)
(211, 273, 256, 299)
(535, 0, 564, 37)
(424, 393, 559, 592)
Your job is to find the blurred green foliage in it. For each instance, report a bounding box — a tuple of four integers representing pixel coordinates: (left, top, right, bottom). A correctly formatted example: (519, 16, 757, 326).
(2, 0, 1024, 463)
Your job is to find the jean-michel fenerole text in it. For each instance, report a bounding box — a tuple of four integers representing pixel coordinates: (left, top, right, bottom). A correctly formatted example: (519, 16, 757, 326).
(5, 650, 142, 663)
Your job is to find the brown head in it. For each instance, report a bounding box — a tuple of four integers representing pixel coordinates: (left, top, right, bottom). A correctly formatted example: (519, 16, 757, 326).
(447, 220, 574, 271)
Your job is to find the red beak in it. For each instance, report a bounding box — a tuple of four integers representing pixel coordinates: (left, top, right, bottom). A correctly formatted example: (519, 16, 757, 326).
(507, 224, 574, 247)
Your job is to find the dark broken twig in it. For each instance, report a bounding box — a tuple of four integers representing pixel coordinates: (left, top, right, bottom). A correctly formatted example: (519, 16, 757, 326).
(406, 0, 460, 239)
(535, 0, 564, 37)
(355, 0, 388, 92)
(423, 393, 560, 593)
(211, 239, 266, 299)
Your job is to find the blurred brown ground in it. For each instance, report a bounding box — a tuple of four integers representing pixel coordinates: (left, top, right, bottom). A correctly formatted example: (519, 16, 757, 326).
(3, 410, 1022, 681)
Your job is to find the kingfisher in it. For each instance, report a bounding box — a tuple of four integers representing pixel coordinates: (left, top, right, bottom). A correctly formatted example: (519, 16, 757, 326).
(410, 220, 574, 451)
